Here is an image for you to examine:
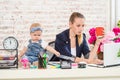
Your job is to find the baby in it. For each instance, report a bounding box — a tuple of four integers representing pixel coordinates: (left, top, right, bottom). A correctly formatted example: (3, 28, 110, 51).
(18, 23, 60, 64)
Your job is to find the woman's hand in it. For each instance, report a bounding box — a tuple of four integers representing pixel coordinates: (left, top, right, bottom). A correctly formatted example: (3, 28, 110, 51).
(74, 57, 83, 63)
(95, 37, 103, 46)
(88, 58, 103, 64)
(74, 57, 89, 63)
(95, 30, 104, 46)
(94, 59, 103, 64)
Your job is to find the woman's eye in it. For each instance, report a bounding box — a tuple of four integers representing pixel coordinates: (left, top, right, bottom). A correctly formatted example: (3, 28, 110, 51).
(82, 25, 85, 27)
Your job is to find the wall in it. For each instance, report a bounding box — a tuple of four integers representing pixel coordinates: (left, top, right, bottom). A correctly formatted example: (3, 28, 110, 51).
(116, 0, 120, 23)
(0, 0, 111, 50)
(111, 0, 120, 27)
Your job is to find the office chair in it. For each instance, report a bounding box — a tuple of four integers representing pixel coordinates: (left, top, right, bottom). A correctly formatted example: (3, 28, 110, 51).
(45, 41, 55, 61)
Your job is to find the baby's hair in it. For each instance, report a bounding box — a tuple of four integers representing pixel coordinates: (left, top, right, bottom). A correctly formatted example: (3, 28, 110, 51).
(30, 23, 41, 30)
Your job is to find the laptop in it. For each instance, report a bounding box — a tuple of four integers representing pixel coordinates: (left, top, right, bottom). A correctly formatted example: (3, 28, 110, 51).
(88, 43, 120, 68)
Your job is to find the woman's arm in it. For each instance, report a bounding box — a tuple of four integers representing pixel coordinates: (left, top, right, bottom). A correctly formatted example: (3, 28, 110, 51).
(88, 38, 103, 64)
(55, 35, 72, 56)
(74, 37, 103, 64)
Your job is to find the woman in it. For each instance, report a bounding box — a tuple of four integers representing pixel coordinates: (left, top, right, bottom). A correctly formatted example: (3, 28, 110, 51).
(52, 12, 103, 64)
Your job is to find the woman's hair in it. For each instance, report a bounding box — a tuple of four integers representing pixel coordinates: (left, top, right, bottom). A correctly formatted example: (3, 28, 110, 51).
(30, 23, 41, 30)
(69, 12, 85, 24)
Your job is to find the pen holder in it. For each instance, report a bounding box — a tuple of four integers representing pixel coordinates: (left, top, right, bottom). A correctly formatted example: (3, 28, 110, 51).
(20, 58, 30, 69)
(38, 56, 47, 69)
(78, 62, 86, 68)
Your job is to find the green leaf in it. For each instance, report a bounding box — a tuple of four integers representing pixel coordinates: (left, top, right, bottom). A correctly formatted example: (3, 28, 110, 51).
(117, 49, 120, 57)
(43, 53, 47, 58)
(117, 20, 120, 28)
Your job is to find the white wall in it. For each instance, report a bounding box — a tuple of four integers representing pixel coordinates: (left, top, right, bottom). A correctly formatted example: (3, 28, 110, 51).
(116, 0, 120, 23)
(111, 0, 116, 28)
(111, 0, 120, 27)
(0, 0, 111, 50)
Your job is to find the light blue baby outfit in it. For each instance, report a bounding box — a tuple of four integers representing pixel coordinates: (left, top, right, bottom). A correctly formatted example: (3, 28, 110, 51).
(23, 39, 45, 64)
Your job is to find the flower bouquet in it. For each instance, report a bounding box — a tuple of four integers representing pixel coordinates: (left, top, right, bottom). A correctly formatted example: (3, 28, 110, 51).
(88, 26, 120, 60)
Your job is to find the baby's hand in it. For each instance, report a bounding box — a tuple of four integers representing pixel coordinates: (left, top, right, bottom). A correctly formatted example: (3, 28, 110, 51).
(55, 52, 60, 57)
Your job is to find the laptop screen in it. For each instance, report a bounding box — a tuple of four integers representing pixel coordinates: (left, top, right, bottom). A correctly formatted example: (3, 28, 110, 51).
(103, 43, 120, 67)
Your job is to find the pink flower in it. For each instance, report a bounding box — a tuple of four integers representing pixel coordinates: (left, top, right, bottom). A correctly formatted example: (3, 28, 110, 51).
(21, 58, 29, 69)
(100, 32, 115, 52)
(100, 44, 104, 53)
(89, 28, 96, 36)
(88, 28, 96, 44)
(114, 38, 120, 43)
(88, 27, 120, 54)
(88, 36, 96, 44)
(97, 43, 102, 53)
(101, 32, 115, 43)
(21, 58, 29, 63)
(112, 27, 120, 35)
(112, 27, 120, 43)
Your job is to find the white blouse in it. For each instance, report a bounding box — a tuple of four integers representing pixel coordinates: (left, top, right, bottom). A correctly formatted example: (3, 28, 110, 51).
(71, 47, 76, 57)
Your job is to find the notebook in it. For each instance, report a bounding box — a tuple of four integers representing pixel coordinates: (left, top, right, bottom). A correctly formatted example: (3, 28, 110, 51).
(88, 43, 120, 68)
(0, 49, 18, 69)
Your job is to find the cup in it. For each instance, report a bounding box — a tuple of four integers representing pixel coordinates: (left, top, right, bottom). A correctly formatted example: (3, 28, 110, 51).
(95, 27, 104, 38)
(78, 62, 86, 68)
(20, 58, 30, 69)
(38, 56, 47, 69)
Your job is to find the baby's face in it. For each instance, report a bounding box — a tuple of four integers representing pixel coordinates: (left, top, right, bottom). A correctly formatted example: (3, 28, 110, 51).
(30, 30, 42, 41)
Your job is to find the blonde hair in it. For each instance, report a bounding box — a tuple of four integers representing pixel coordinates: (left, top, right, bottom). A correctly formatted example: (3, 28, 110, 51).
(69, 12, 85, 24)
(30, 23, 41, 30)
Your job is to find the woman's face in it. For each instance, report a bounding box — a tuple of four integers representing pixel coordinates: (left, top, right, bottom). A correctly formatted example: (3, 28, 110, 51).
(30, 30, 42, 41)
(69, 18, 85, 35)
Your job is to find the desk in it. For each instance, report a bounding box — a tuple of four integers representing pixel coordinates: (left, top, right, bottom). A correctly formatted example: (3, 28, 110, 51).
(0, 66, 120, 80)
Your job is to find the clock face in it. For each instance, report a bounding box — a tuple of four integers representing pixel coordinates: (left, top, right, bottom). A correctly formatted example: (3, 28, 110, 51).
(3, 37, 18, 50)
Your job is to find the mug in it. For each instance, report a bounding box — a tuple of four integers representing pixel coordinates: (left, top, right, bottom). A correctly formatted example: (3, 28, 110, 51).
(38, 55, 47, 69)
(95, 27, 104, 38)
